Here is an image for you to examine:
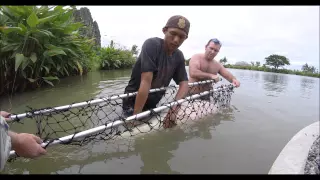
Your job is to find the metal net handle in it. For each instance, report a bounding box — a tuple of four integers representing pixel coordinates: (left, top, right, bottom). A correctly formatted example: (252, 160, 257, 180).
(8, 79, 220, 122)
(8, 83, 234, 158)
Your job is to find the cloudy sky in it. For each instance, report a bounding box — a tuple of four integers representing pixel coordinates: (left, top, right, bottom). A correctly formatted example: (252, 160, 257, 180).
(78, 6, 319, 70)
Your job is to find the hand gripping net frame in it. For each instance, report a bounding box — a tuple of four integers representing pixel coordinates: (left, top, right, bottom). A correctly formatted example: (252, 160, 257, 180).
(6, 79, 235, 160)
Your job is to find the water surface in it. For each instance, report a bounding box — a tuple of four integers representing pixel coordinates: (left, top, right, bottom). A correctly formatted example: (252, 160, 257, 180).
(0, 67, 319, 174)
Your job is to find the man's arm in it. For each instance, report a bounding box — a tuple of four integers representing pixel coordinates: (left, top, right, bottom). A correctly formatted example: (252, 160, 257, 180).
(8, 130, 46, 158)
(218, 65, 237, 83)
(133, 72, 153, 114)
(8, 131, 23, 152)
(173, 81, 188, 108)
(0, 113, 46, 171)
(163, 55, 189, 129)
(189, 54, 214, 80)
(172, 53, 190, 109)
(0, 111, 10, 121)
(133, 38, 159, 115)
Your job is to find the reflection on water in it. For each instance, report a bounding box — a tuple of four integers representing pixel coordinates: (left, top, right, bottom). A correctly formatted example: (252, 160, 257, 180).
(132, 108, 236, 174)
(300, 77, 316, 99)
(79, 107, 235, 174)
(250, 71, 260, 82)
(300, 78, 315, 89)
(262, 73, 288, 95)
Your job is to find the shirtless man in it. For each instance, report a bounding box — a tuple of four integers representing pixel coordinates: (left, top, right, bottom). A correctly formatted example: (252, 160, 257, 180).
(189, 38, 240, 99)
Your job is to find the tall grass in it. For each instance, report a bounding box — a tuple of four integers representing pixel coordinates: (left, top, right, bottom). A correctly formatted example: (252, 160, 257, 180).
(98, 44, 136, 70)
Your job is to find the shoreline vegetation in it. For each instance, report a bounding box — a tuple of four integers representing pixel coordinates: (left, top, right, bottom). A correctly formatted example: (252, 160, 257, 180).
(0, 6, 319, 98)
(223, 64, 320, 78)
(0, 6, 138, 97)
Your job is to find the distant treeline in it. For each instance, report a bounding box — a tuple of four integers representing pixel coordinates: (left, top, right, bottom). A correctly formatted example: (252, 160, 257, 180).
(185, 54, 319, 78)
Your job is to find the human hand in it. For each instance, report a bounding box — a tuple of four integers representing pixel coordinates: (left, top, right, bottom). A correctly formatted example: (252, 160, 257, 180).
(0, 111, 11, 121)
(232, 78, 240, 87)
(211, 74, 220, 83)
(163, 108, 178, 129)
(11, 133, 47, 159)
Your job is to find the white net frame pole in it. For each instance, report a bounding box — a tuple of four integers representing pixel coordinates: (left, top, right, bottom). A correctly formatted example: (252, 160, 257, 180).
(8, 84, 233, 158)
(7, 79, 219, 122)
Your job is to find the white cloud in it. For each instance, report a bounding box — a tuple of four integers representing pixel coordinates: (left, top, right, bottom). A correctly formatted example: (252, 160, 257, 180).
(79, 6, 319, 70)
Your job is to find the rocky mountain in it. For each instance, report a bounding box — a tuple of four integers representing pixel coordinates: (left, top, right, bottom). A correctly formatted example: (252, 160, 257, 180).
(73, 7, 101, 47)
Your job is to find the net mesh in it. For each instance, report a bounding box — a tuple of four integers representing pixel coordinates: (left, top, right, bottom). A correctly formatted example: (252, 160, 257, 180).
(7, 80, 235, 162)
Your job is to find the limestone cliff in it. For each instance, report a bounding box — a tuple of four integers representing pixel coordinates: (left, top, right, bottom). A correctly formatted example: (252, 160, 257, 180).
(73, 7, 101, 47)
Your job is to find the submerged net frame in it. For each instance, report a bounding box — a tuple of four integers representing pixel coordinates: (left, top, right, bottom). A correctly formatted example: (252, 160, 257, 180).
(7, 79, 235, 160)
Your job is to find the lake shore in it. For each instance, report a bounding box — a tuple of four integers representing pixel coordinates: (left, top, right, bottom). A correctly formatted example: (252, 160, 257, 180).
(224, 65, 320, 78)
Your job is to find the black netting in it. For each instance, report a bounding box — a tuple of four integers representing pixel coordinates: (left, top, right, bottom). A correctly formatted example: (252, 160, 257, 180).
(7, 80, 235, 162)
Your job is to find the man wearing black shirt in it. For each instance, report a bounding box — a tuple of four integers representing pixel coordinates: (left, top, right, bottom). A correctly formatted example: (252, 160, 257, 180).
(123, 15, 191, 128)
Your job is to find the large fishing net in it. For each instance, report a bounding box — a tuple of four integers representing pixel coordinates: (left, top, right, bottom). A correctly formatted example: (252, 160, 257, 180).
(6, 80, 235, 162)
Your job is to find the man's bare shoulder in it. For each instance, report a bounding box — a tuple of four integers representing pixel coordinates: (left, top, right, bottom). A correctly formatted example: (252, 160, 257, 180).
(191, 53, 204, 61)
(213, 59, 224, 66)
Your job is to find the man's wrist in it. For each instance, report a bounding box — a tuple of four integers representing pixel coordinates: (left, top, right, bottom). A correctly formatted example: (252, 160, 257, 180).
(8, 131, 20, 150)
(172, 103, 181, 112)
(133, 108, 142, 115)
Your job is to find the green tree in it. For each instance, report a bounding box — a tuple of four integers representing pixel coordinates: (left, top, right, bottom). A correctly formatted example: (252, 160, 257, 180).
(265, 54, 290, 69)
(185, 58, 191, 66)
(302, 63, 316, 73)
(130, 44, 139, 56)
(255, 61, 261, 67)
(219, 56, 227, 65)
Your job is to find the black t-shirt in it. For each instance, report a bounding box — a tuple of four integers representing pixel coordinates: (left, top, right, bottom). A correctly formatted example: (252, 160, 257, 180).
(123, 37, 188, 110)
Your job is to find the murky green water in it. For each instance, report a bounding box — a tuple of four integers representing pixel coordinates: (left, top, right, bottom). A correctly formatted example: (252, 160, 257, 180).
(0, 67, 319, 174)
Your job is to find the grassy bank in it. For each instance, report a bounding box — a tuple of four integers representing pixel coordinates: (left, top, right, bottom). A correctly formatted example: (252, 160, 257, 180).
(0, 6, 136, 97)
(224, 64, 320, 78)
